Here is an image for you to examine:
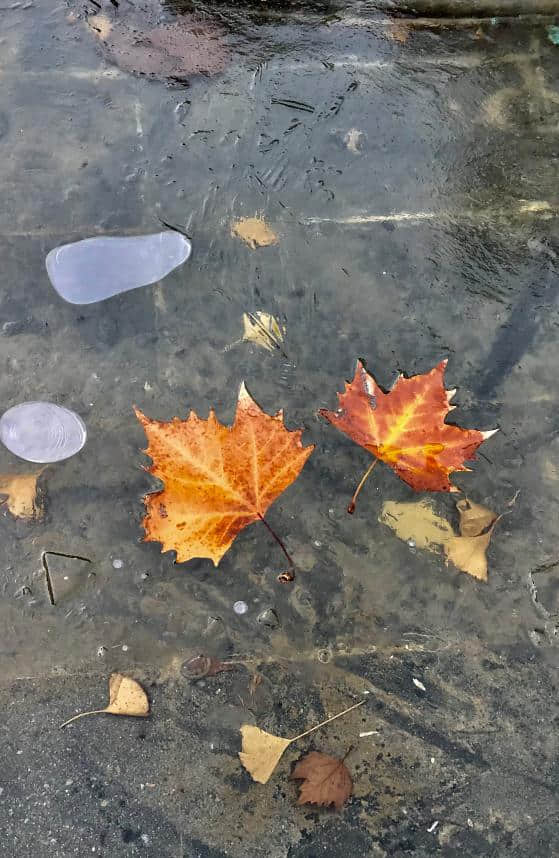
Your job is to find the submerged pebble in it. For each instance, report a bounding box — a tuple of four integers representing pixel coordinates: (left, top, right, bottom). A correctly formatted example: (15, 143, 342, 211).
(46, 231, 191, 305)
(0, 402, 86, 463)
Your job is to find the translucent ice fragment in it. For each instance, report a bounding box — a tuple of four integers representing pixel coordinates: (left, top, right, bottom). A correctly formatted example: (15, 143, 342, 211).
(0, 402, 87, 463)
(45, 231, 191, 304)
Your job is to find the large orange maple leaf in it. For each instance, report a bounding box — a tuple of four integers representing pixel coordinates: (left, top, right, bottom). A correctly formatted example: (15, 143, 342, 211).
(320, 360, 496, 497)
(135, 384, 314, 566)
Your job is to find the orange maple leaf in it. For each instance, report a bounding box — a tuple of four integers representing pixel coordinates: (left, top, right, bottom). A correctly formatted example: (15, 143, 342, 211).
(135, 384, 314, 566)
(320, 360, 496, 496)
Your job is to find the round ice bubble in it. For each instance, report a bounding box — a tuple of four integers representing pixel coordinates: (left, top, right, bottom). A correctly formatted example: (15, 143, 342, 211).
(45, 231, 191, 305)
(0, 402, 87, 463)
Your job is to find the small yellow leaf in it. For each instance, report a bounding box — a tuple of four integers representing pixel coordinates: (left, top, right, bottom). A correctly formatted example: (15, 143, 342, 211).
(242, 311, 284, 352)
(445, 530, 493, 581)
(106, 673, 150, 717)
(231, 217, 278, 249)
(455, 498, 497, 537)
(60, 673, 149, 728)
(239, 725, 291, 784)
(0, 471, 44, 520)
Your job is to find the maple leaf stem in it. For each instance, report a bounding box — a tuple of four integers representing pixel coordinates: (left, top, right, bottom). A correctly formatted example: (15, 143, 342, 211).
(257, 513, 296, 581)
(347, 460, 377, 514)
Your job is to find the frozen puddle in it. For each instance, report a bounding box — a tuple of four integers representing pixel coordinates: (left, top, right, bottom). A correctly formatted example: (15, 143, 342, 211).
(0, 402, 87, 463)
(46, 231, 191, 304)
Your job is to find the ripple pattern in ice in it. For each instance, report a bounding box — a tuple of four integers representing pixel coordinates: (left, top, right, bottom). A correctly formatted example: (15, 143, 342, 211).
(45, 231, 192, 305)
(0, 402, 87, 463)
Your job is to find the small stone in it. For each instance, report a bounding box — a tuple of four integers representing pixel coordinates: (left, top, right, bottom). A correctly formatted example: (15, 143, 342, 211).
(97, 645, 108, 658)
(233, 600, 248, 615)
(112, 558, 124, 569)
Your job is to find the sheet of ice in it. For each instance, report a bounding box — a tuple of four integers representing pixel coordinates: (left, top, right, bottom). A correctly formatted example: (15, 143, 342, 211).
(45, 231, 191, 304)
(0, 402, 87, 463)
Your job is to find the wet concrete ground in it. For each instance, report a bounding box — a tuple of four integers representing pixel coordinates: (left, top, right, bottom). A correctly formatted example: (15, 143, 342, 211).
(1, 0, 559, 855)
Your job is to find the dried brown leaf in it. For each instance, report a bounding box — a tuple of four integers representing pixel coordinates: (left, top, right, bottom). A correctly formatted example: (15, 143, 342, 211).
(456, 497, 497, 537)
(445, 531, 493, 581)
(232, 217, 278, 249)
(380, 496, 500, 581)
(443, 497, 498, 580)
(60, 673, 149, 728)
(291, 751, 353, 810)
(0, 470, 44, 520)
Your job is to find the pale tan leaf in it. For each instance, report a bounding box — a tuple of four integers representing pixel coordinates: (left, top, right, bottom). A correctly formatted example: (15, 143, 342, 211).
(379, 499, 453, 553)
(291, 751, 353, 810)
(231, 217, 278, 249)
(242, 311, 285, 352)
(60, 673, 149, 728)
(239, 725, 291, 784)
(0, 470, 44, 520)
(106, 673, 150, 717)
(445, 530, 494, 581)
(382, 497, 500, 581)
(456, 497, 497, 537)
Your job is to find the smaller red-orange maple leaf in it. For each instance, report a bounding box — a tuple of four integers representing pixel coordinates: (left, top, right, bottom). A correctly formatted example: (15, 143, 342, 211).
(320, 360, 496, 494)
(135, 384, 314, 566)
